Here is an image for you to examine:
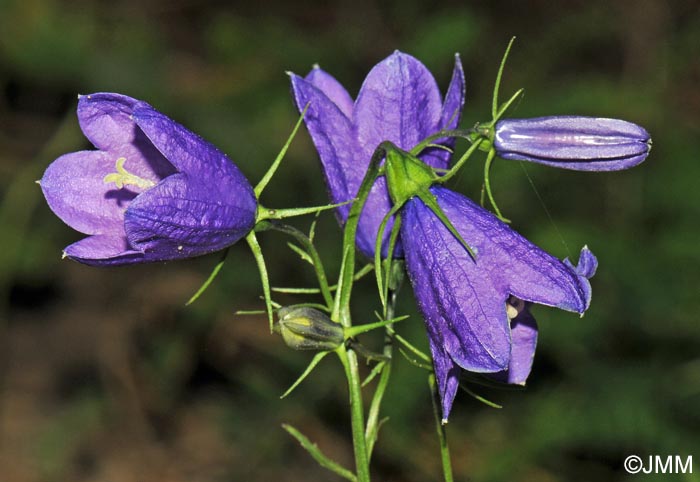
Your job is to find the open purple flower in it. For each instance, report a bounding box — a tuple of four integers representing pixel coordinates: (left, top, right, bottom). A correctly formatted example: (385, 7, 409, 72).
(290, 51, 465, 257)
(40, 93, 257, 266)
(401, 185, 597, 420)
(493, 116, 651, 171)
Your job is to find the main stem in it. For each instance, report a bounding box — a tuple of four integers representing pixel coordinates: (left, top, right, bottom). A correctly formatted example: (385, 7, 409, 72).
(333, 145, 386, 482)
(339, 345, 370, 482)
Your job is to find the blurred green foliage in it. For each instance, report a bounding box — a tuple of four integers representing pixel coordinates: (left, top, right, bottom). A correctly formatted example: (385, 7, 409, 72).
(1, 1, 698, 481)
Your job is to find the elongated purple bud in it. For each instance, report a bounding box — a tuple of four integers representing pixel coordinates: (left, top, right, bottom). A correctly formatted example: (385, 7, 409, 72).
(494, 116, 651, 171)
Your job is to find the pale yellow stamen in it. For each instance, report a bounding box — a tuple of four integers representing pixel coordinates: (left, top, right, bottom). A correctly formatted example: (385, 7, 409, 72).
(103, 157, 156, 190)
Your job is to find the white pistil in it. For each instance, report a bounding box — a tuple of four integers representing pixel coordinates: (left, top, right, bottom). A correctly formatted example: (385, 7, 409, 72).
(103, 157, 156, 190)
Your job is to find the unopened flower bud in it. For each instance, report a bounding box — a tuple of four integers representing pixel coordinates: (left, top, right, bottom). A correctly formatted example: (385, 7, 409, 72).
(276, 306, 344, 351)
(494, 116, 651, 171)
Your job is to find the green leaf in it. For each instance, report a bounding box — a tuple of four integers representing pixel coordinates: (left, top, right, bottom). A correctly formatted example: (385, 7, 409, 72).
(185, 248, 228, 305)
(280, 351, 330, 399)
(282, 424, 358, 482)
(492, 36, 516, 119)
(345, 315, 409, 338)
(254, 103, 308, 198)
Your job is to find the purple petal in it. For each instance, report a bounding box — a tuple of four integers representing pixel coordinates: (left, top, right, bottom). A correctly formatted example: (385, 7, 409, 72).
(421, 54, 466, 169)
(402, 193, 512, 373)
(430, 186, 591, 313)
(305, 67, 354, 118)
(63, 234, 145, 266)
(491, 303, 538, 385)
(428, 336, 461, 422)
(41, 150, 131, 235)
(354, 51, 442, 159)
(77, 93, 141, 151)
(494, 116, 651, 171)
(290, 74, 359, 221)
(132, 104, 254, 198)
(124, 173, 256, 259)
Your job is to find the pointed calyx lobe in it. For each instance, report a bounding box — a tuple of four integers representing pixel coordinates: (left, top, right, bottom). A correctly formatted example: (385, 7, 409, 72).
(40, 93, 256, 266)
(290, 51, 465, 258)
(401, 185, 595, 419)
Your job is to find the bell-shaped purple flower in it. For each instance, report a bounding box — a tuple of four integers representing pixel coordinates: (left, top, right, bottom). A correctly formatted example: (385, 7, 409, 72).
(290, 51, 465, 257)
(493, 116, 651, 171)
(401, 185, 597, 420)
(40, 93, 257, 266)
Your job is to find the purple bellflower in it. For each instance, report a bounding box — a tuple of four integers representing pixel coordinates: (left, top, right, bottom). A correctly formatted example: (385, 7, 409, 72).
(400, 185, 597, 421)
(493, 116, 651, 171)
(290, 51, 465, 257)
(40, 93, 257, 266)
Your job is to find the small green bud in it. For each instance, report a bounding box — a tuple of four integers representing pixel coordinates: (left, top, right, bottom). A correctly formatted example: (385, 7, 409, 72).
(384, 145, 436, 206)
(275, 306, 344, 351)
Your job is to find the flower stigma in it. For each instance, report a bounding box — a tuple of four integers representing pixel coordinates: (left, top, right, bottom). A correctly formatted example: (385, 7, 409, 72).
(103, 157, 156, 190)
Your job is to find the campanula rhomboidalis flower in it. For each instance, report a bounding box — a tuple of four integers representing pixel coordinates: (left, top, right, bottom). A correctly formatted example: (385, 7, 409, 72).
(400, 184, 597, 421)
(290, 51, 465, 257)
(40, 93, 257, 266)
(493, 116, 651, 170)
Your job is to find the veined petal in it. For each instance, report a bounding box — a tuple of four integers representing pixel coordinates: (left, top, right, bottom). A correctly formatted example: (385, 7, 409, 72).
(290, 73, 359, 221)
(305, 66, 354, 118)
(431, 186, 591, 313)
(494, 116, 651, 171)
(421, 54, 466, 170)
(428, 335, 461, 421)
(124, 173, 256, 259)
(63, 234, 144, 266)
(77, 93, 140, 151)
(132, 104, 255, 203)
(41, 150, 133, 235)
(402, 193, 512, 373)
(490, 302, 538, 385)
(354, 51, 442, 159)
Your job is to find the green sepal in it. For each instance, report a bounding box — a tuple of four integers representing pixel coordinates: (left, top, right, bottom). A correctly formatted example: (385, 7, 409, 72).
(417, 190, 476, 261)
(384, 144, 437, 206)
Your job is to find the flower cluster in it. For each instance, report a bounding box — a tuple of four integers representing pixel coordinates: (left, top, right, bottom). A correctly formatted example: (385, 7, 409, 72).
(291, 52, 649, 420)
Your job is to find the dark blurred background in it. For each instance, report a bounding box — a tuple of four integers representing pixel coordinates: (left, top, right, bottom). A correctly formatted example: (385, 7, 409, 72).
(1, 1, 698, 481)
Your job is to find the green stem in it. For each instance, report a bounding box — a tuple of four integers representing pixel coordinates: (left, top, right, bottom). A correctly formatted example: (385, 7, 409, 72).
(483, 148, 510, 223)
(338, 348, 371, 482)
(429, 374, 454, 482)
(331, 143, 387, 482)
(262, 222, 334, 309)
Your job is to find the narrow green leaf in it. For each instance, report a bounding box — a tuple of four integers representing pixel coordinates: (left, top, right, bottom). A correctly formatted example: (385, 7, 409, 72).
(492, 36, 516, 119)
(185, 248, 229, 306)
(397, 347, 433, 371)
(280, 352, 329, 399)
(255, 103, 308, 197)
(459, 384, 503, 409)
(361, 361, 386, 388)
(283, 424, 358, 482)
(345, 315, 409, 338)
(287, 242, 313, 265)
